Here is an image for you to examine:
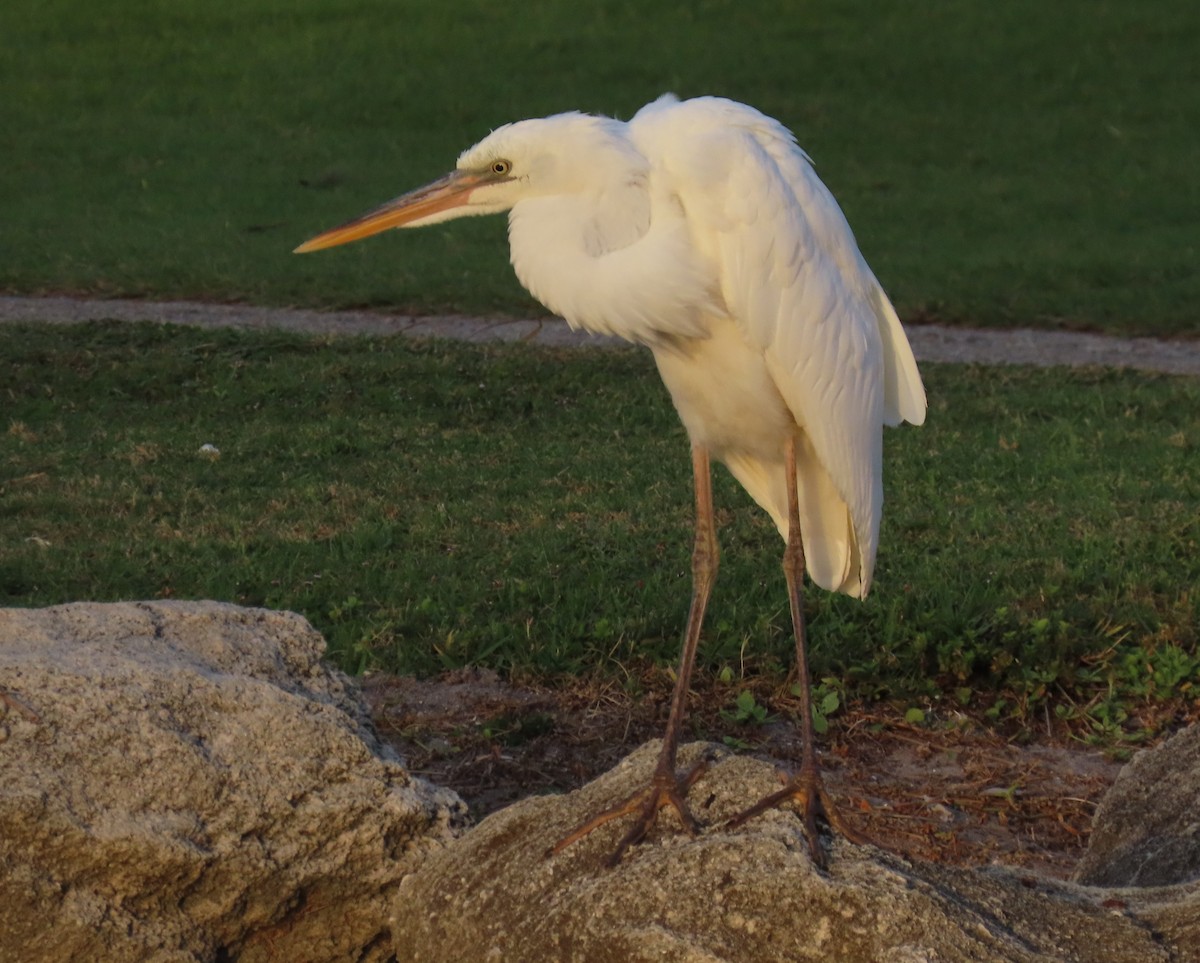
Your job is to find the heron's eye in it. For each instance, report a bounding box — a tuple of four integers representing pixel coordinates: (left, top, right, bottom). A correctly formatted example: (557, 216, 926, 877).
(491, 160, 512, 176)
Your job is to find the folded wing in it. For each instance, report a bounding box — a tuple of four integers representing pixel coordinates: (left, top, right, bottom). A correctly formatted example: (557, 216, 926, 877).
(631, 95, 926, 596)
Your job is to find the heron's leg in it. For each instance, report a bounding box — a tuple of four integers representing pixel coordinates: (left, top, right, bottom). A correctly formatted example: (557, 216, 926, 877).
(726, 434, 874, 868)
(550, 444, 719, 868)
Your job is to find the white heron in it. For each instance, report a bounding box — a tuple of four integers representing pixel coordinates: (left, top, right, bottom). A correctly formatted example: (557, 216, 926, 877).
(296, 94, 927, 867)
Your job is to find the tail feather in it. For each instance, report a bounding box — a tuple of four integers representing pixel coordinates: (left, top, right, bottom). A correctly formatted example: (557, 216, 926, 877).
(723, 442, 869, 599)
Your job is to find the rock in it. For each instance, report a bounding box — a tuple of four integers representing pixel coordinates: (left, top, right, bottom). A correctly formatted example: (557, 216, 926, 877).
(1073, 723, 1200, 888)
(5, 601, 1199, 963)
(0, 601, 463, 963)
(392, 741, 1198, 963)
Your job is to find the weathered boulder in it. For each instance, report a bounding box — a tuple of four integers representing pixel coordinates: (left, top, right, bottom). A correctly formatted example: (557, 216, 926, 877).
(0, 601, 463, 963)
(5, 601, 1198, 963)
(1073, 722, 1200, 888)
(392, 741, 1200, 963)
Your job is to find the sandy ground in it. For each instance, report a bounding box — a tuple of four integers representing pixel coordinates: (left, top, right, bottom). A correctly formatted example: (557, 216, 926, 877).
(2, 294, 1199, 375)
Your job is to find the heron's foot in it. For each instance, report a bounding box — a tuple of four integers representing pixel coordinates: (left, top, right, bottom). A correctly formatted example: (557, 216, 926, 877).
(549, 758, 709, 868)
(726, 764, 875, 869)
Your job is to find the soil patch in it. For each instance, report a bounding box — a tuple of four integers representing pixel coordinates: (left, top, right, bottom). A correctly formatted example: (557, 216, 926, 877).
(363, 668, 1127, 879)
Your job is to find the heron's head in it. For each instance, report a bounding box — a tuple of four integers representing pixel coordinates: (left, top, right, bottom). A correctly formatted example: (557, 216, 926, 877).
(294, 111, 645, 254)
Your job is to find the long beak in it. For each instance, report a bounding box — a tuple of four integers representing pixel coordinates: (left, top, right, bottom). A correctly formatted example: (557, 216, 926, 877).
(294, 169, 483, 253)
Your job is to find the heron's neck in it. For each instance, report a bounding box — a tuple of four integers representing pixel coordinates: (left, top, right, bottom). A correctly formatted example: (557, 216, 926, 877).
(507, 187, 720, 345)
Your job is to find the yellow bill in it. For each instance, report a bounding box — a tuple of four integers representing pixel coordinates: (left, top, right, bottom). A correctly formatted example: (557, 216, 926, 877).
(293, 169, 484, 253)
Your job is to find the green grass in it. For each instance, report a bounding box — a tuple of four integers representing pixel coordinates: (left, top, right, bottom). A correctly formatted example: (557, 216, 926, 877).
(2, 0, 1198, 334)
(3, 322, 1197, 738)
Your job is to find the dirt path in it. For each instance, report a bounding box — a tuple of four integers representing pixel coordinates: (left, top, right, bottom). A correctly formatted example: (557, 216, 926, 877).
(2, 294, 1198, 375)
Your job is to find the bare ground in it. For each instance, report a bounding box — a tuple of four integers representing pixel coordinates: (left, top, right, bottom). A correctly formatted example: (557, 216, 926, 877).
(361, 668, 1134, 881)
(2, 294, 1199, 374)
(9, 294, 1197, 878)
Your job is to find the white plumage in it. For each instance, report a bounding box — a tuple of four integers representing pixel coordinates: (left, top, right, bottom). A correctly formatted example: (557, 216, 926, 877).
(296, 95, 927, 865)
(461, 94, 926, 597)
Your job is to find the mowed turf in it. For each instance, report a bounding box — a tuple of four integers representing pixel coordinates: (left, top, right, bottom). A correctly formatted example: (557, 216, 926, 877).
(3, 2, 1198, 742)
(2, 322, 1197, 740)
(1, 0, 1198, 333)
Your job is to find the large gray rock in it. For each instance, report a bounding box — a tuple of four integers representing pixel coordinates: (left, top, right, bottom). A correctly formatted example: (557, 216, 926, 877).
(5, 601, 1199, 963)
(392, 741, 1200, 963)
(0, 601, 463, 963)
(1073, 723, 1200, 888)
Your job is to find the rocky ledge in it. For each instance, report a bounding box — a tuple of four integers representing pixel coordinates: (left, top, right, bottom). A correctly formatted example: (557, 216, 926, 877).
(1, 602, 1196, 962)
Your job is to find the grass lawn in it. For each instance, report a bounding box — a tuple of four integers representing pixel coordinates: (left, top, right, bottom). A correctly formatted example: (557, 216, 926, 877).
(3, 2, 1198, 745)
(2, 0, 1198, 334)
(3, 322, 1197, 741)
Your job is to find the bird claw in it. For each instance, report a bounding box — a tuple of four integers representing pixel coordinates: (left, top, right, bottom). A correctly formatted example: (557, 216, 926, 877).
(549, 757, 709, 867)
(726, 766, 876, 870)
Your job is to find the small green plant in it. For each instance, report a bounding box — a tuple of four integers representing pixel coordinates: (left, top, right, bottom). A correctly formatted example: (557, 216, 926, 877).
(794, 677, 844, 734)
(327, 595, 362, 621)
(721, 689, 773, 726)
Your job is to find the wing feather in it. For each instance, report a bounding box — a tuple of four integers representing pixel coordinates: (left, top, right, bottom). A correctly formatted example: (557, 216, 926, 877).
(631, 95, 926, 595)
